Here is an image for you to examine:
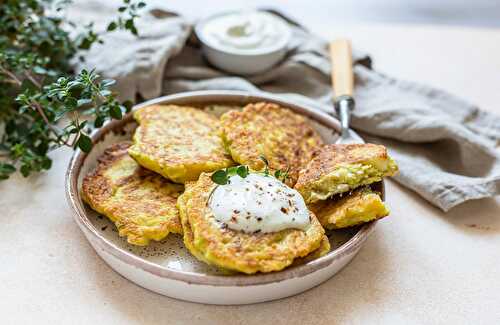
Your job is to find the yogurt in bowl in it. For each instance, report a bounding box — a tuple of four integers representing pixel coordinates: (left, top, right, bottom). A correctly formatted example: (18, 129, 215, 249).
(195, 11, 292, 75)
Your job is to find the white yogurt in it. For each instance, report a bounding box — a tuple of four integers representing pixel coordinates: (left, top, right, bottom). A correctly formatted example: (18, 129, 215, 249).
(198, 11, 290, 54)
(209, 173, 310, 233)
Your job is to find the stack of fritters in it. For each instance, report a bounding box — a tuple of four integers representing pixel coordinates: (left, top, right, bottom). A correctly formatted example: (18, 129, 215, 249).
(81, 102, 398, 273)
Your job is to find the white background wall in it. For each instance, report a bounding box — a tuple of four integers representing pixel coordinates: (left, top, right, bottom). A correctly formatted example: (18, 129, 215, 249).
(161, 0, 500, 27)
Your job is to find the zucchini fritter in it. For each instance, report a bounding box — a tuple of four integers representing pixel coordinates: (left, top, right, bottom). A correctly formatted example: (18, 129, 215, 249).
(220, 102, 324, 185)
(292, 235, 331, 266)
(309, 187, 389, 229)
(129, 105, 234, 183)
(82, 142, 184, 246)
(295, 144, 398, 203)
(177, 173, 325, 274)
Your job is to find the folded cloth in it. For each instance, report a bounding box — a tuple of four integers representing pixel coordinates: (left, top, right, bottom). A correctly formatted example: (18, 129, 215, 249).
(72, 1, 500, 211)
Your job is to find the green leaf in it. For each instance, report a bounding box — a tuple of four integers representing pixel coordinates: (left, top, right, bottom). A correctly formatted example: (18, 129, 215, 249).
(109, 105, 122, 119)
(65, 97, 78, 109)
(77, 134, 93, 153)
(35, 142, 49, 155)
(100, 89, 112, 97)
(125, 19, 135, 32)
(211, 170, 228, 185)
(41, 158, 52, 170)
(0, 163, 16, 174)
(130, 25, 138, 36)
(118, 6, 127, 12)
(77, 98, 92, 107)
(236, 165, 249, 178)
(33, 66, 47, 75)
(138, 2, 146, 8)
(68, 81, 85, 96)
(101, 79, 116, 87)
(107, 22, 117, 31)
(20, 165, 31, 177)
(123, 100, 133, 112)
(94, 115, 105, 127)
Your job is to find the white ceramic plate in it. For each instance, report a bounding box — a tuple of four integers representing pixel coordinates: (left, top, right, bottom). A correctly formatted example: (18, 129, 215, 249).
(65, 91, 381, 305)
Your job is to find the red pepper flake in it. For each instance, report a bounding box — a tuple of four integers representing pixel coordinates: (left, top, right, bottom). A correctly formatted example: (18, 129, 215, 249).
(233, 209, 240, 214)
(230, 216, 237, 223)
(280, 207, 289, 214)
(257, 217, 263, 222)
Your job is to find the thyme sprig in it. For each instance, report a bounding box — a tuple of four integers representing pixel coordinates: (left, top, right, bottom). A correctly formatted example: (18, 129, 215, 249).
(210, 156, 291, 185)
(211, 165, 249, 185)
(0, 0, 146, 180)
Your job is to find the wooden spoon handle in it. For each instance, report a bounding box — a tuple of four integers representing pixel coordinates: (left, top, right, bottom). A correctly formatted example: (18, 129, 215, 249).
(329, 39, 354, 97)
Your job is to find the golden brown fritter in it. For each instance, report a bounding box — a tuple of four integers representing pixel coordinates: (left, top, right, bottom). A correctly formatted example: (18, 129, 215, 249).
(82, 142, 184, 246)
(177, 173, 325, 274)
(308, 187, 389, 229)
(129, 105, 234, 183)
(219, 102, 324, 185)
(292, 235, 331, 266)
(295, 143, 398, 203)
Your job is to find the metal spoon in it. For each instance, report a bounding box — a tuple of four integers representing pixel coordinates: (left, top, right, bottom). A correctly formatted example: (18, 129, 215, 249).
(330, 39, 359, 144)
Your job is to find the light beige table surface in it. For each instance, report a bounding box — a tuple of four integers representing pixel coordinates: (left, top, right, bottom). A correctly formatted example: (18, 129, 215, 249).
(2, 6, 500, 325)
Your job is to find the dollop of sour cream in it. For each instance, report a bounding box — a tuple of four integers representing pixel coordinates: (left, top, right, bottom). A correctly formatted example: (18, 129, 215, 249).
(199, 11, 290, 53)
(209, 173, 310, 233)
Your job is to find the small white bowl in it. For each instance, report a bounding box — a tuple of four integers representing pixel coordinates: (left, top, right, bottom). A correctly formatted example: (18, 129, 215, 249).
(195, 11, 292, 75)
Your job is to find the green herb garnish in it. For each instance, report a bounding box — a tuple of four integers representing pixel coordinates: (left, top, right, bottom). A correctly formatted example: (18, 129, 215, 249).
(274, 166, 290, 183)
(211, 165, 250, 185)
(211, 156, 290, 185)
(236, 165, 249, 178)
(211, 169, 229, 185)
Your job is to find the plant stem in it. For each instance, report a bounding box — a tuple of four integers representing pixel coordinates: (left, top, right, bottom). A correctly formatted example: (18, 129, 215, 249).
(24, 72, 41, 88)
(0, 65, 22, 86)
(31, 101, 70, 146)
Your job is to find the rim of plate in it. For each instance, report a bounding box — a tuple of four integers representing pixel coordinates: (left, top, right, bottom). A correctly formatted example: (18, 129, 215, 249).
(65, 90, 380, 287)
